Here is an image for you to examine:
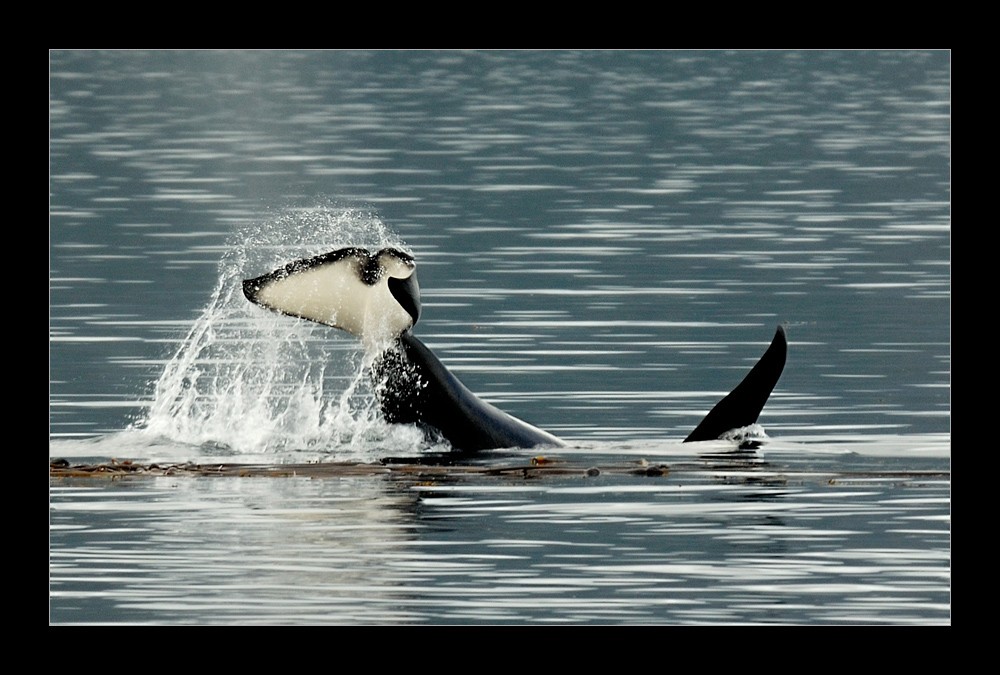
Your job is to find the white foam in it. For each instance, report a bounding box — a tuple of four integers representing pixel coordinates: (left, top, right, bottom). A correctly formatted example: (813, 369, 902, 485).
(130, 204, 440, 460)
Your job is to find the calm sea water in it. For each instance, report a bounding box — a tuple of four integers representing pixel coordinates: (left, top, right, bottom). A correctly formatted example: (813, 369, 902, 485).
(50, 50, 950, 624)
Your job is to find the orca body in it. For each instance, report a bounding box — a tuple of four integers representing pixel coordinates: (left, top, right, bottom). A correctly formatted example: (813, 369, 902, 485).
(243, 247, 786, 452)
(373, 332, 565, 451)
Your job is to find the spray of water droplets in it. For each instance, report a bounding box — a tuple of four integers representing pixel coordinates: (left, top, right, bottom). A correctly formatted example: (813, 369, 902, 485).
(136, 204, 432, 460)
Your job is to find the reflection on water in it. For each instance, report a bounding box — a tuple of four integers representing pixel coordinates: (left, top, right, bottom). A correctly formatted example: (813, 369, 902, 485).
(50, 51, 949, 624)
(50, 439, 949, 625)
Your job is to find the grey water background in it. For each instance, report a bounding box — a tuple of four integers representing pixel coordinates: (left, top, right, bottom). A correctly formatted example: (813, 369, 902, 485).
(50, 51, 950, 624)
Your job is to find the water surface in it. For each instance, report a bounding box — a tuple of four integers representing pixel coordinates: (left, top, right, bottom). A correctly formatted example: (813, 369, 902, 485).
(50, 50, 950, 624)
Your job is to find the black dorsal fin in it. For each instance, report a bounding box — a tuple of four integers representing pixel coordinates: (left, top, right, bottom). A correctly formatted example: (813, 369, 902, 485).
(684, 325, 787, 443)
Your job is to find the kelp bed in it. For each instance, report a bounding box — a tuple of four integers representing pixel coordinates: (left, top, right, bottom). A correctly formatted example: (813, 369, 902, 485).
(49, 457, 947, 486)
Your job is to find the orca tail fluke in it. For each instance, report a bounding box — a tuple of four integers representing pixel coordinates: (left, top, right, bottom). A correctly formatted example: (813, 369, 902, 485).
(683, 325, 787, 443)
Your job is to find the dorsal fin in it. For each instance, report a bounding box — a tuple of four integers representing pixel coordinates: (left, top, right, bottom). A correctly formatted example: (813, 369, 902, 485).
(684, 325, 787, 442)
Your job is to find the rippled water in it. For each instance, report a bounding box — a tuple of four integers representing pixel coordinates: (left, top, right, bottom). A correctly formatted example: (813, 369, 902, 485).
(50, 50, 950, 624)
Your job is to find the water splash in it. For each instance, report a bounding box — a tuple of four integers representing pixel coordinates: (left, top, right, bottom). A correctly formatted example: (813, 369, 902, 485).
(719, 423, 768, 444)
(136, 204, 430, 460)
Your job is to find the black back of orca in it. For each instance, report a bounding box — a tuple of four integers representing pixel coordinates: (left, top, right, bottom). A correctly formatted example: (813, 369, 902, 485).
(683, 325, 787, 443)
(373, 332, 565, 452)
(377, 327, 785, 451)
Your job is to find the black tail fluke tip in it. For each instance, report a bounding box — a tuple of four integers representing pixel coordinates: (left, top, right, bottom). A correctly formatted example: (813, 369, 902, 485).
(683, 325, 788, 443)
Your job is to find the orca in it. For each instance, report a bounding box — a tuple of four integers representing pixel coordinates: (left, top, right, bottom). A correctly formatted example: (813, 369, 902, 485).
(243, 247, 786, 452)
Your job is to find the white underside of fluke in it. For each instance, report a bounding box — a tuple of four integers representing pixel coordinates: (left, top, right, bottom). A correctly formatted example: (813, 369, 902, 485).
(251, 251, 414, 353)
